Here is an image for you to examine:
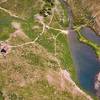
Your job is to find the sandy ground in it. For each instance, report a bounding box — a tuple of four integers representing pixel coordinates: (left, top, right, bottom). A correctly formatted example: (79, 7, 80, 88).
(47, 69, 93, 100)
(11, 22, 29, 38)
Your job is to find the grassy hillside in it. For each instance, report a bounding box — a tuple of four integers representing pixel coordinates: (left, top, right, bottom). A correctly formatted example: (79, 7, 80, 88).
(0, 0, 92, 100)
(67, 0, 100, 34)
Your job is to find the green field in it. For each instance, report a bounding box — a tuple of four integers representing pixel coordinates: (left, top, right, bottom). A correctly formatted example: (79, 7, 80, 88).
(0, 0, 92, 100)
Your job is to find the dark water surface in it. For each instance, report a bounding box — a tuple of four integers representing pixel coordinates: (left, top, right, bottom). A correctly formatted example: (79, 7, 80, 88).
(67, 29, 100, 94)
(80, 27, 100, 45)
(59, 0, 100, 95)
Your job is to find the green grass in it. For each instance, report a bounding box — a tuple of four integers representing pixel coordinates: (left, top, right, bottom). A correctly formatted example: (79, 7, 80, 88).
(0, 10, 14, 40)
(57, 33, 76, 79)
(13, 80, 74, 100)
(0, 91, 4, 100)
(21, 52, 45, 68)
(0, 0, 87, 99)
(37, 34, 55, 53)
(43, 28, 76, 79)
(0, 0, 41, 19)
(76, 29, 100, 58)
(59, 1, 69, 28)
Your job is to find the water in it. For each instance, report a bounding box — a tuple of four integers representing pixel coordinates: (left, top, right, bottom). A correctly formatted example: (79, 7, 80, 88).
(67, 29, 100, 94)
(59, 0, 100, 95)
(80, 27, 100, 45)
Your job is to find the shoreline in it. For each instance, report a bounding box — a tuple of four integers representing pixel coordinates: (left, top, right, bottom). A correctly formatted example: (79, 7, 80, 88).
(59, 0, 95, 99)
(76, 29, 100, 60)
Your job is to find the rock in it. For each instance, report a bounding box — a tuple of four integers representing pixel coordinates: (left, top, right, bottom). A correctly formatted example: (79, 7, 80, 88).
(94, 72, 100, 97)
(47, 69, 93, 100)
(0, 42, 11, 57)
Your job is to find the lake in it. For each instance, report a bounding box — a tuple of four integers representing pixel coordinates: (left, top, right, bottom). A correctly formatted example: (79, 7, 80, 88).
(59, 0, 100, 95)
(80, 27, 100, 46)
(67, 29, 100, 94)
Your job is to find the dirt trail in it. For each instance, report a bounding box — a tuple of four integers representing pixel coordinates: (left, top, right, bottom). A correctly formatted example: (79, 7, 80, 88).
(0, 6, 25, 20)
